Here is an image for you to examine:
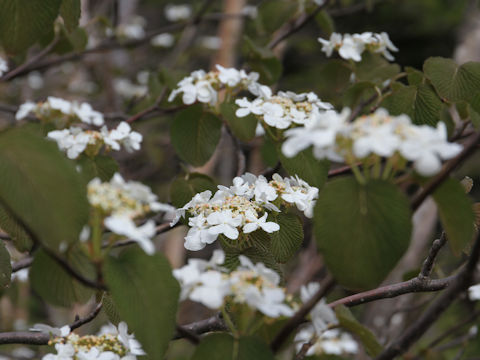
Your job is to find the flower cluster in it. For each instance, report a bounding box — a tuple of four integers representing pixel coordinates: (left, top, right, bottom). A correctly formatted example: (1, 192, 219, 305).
(168, 65, 261, 106)
(235, 89, 333, 129)
(87, 173, 175, 254)
(36, 322, 144, 360)
(318, 32, 398, 62)
(16, 97, 104, 127)
(47, 121, 142, 159)
(172, 173, 318, 251)
(282, 108, 463, 177)
(173, 251, 294, 318)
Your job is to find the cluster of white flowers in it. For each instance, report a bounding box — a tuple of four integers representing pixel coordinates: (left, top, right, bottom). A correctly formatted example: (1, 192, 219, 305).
(171, 172, 318, 251)
(0, 57, 8, 76)
(47, 121, 142, 159)
(164, 4, 192, 22)
(173, 251, 294, 318)
(16, 97, 104, 126)
(168, 65, 262, 106)
(318, 32, 398, 61)
(293, 283, 357, 356)
(35, 322, 144, 360)
(235, 89, 333, 129)
(87, 173, 175, 254)
(282, 108, 463, 176)
(113, 16, 146, 40)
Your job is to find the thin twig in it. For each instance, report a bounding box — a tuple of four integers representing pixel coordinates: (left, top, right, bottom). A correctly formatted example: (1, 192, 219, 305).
(172, 312, 227, 340)
(0, 303, 103, 345)
(374, 231, 480, 360)
(175, 325, 201, 344)
(270, 274, 335, 353)
(419, 232, 447, 278)
(267, 0, 332, 49)
(12, 257, 33, 272)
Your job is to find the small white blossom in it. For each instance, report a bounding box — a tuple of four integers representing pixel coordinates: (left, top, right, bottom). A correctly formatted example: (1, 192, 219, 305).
(31, 324, 71, 337)
(15, 101, 37, 120)
(47, 127, 93, 159)
(114, 78, 148, 99)
(199, 36, 222, 50)
(468, 284, 480, 301)
(150, 33, 175, 47)
(165, 4, 192, 21)
(295, 327, 358, 356)
(0, 57, 8, 76)
(104, 216, 156, 255)
(115, 17, 146, 40)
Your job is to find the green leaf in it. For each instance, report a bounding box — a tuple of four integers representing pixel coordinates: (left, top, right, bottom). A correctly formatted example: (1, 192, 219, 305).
(260, 136, 278, 168)
(60, 0, 81, 32)
(0, 126, 89, 252)
(170, 173, 217, 208)
(191, 333, 275, 360)
(101, 293, 121, 325)
(314, 177, 412, 290)
(335, 305, 382, 357)
(220, 102, 257, 142)
(269, 212, 304, 263)
(343, 82, 376, 109)
(406, 66, 424, 86)
(53, 26, 88, 54)
(77, 154, 119, 182)
(315, 60, 352, 103)
(432, 178, 475, 255)
(315, 11, 334, 35)
(244, 37, 283, 85)
(0, 241, 11, 289)
(104, 248, 180, 360)
(424, 57, 480, 103)
(0, 204, 32, 252)
(381, 83, 443, 126)
(355, 52, 400, 84)
(0, 0, 62, 54)
(171, 105, 222, 166)
(279, 148, 329, 190)
(30, 248, 95, 307)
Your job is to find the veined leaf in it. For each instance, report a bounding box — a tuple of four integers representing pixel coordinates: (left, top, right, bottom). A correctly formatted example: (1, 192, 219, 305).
(269, 212, 304, 263)
(170, 105, 222, 166)
(170, 173, 216, 208)
(60, 0, 81, 32)
(314, 177, 412, 290)
(279, 148, 329, 190)
(104, 248, 179, 359)
(221, 101, 257, 142)
(0, 241, 11, 289)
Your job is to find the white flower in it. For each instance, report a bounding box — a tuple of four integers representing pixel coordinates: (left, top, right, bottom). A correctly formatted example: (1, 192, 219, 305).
(241, 285, 294, 318)
(216, 65, 243, 87)
(47, 96, 73, 114)
(235, 98, 263, 117)
(372, 32, 398, 61)
(150, 33, 175, 47)
(47, 127, 93, 159)
(318, 32, 343, 57)
(15, 101, 37, 120)
(262, 102, 289, 129)
(243, 211, 280, 234)
(115, 17, 146, 40)
(104, 216, 156, 255)
(184, 216, 218, 251)
(399, 122, 462, 176)
(253, 176, 278, 203)
(165, 4, 192, 21)
(300, 283, 338, 333)
(189, 270, 231, 309)
(468, 284, 480, 301)
(42, 343, 75, 360)
(114, 78, 148, 99)
(338, 34, 365, 61)
(73, 102, 104, 126)
(207, 210, 242, 239)
(352, 121, 400, 158)
(195, 80, 218, 104)
(31, 324, 71, 337)
(117, 322, 146, 356)
(103, 122, 143, 152)
(0, 57, 8, 76)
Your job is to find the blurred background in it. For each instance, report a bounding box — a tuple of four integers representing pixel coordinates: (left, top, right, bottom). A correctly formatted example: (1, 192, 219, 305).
(1, 0, 480, 359)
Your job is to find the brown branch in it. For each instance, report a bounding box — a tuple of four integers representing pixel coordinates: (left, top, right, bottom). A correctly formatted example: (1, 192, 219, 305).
(0, 303, 103, 345)
(172, 312, 227, 340)
(411, 130, 480, 211)
(419, 232, 447, 278)
(267, 0, 332, 50)
(12, 257, 33, 272)
(270, 274, 335, 353)
(374, 230, 480, 360)
(175, 325, 201, 344)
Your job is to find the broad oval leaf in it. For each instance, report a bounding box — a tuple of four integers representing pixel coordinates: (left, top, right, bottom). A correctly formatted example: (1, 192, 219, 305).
(0, 204, 32, 252)
(0, 241, 11, 289)
(355, 52, 400, 84)
(170, 173, 217, 208)
(279, 148, 329, 190)
(424, 57, 480, 103)
(314, 177, 412, 290)
(191, 333, 275, 360)
(170, 105, 222, 166)
(269, 212, 304, 263)
(60, 0, 81, 32)
(77, 154, 119, 182)
(30, 248, 95, 307)
(0, 126, 89, 252)
(104, 248, 180, 359)
(432, 178, 475, 255)
(0, 0, 62, 54)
